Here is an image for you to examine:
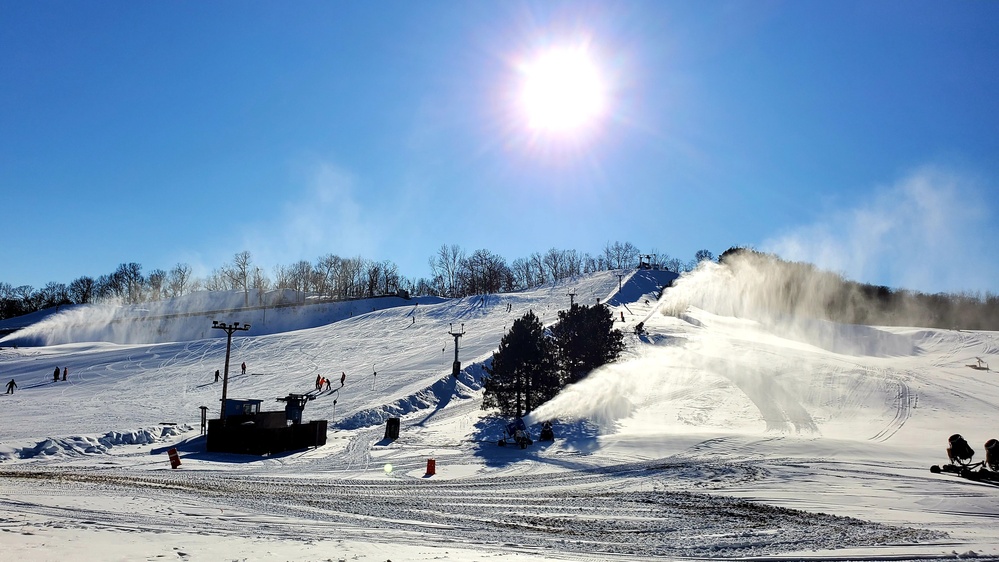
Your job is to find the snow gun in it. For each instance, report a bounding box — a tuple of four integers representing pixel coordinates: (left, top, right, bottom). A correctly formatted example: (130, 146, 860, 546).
(930, 434, 999, 483)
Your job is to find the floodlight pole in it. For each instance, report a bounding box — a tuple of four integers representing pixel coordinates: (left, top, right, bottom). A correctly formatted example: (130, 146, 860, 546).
(567, 289, 577, 307)
(212, 320, 251, 422)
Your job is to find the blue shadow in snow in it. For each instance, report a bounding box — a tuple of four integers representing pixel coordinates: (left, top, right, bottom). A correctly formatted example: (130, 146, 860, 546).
(150, 433, 311, 464)
(470, 416, 601, 468)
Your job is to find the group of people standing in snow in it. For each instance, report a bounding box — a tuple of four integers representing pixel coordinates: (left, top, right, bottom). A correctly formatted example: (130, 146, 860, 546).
(4, 366, 69, 395)
(315, 372, 346, 392)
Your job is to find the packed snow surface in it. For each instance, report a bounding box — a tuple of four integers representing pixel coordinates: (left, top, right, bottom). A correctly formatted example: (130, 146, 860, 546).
(2, 269, 998, 561)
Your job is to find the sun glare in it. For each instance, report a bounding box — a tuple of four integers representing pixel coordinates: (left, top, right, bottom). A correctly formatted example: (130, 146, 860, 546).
(519, 46, 607, 134)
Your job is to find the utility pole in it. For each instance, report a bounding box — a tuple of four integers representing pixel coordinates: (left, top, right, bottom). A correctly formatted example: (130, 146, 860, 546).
(212, 320, 251, 422)
(448, 323, 465, 378)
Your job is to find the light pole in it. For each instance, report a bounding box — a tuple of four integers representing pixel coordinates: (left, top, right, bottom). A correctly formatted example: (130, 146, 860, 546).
(212, 320, 250, 421)
(448, 323, 465, 378)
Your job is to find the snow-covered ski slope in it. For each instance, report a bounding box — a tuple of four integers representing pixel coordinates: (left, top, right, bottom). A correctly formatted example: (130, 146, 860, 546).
(2, 267, 999, 561)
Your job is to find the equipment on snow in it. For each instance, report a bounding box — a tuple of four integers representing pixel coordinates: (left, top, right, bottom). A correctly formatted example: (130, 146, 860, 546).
(539, 421, 555, 442)
(497, 417, 533, 449)
(930, 434, 999, 484)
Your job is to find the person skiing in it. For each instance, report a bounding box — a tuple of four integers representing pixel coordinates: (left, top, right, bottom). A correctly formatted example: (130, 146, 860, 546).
(215, 369, 220, 383)
(325, 377, 332, 391)
(241, 362, 246, 375)
(5, 379, 15, 394)
(315, 374, 322, 390)
(62, 367, 67, 381)
(53, 367, 60, 382)
(340, 372, 346, 387)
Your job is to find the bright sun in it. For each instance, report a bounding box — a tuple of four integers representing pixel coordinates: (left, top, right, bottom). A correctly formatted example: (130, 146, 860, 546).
(519, 46, 607, 134)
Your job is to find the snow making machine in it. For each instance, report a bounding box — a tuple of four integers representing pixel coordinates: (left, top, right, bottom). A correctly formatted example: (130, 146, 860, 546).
(930, 434, 999, 484)
(497, 417, 534, 449)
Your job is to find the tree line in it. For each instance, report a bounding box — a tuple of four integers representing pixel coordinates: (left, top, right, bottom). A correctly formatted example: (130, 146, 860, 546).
(0, 242, 710, 321)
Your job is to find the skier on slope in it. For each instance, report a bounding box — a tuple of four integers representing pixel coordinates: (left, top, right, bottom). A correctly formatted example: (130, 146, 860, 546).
(5, 379, 16, 394)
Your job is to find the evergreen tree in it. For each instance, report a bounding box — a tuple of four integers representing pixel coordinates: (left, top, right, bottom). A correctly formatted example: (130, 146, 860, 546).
(550, 303, 625, 385)
(482, 310, 557, 417)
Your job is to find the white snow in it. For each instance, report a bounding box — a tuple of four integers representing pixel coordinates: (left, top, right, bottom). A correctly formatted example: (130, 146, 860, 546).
(2, 268, 998, 561)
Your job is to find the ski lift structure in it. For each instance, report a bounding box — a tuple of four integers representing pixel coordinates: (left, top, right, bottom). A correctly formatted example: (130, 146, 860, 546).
(206, 394, 327, 455)
(204, 319, 328, 456)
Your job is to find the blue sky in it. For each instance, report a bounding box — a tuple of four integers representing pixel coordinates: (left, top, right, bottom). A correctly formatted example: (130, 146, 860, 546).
(3, 1, 997, 294)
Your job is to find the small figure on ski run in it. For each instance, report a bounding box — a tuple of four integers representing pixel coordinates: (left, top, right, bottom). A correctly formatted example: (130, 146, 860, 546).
(325, 378, 332, 391)
(53, 367, 61, 382)
(62, 367, 67, 381)
(315, 374, 322, 390)
(241, 362, 246, 375)
(215, 369, 220, 383)
(340, 372, 346, 387)
(320, 377, 327, 390)
(5, 379, 15, 394)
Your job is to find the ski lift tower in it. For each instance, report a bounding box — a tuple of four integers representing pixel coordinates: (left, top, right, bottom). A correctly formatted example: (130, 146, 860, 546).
(212, 320, 251, 422)
(567, 289, 577, 307)
(448, 323, 465, 378)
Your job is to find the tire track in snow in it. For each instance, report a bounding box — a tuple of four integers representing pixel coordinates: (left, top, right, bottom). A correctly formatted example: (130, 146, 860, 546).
(869, 368, 915, 442)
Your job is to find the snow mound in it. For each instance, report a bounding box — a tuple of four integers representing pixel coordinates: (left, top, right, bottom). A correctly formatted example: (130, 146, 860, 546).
(0, 425, 192, 461)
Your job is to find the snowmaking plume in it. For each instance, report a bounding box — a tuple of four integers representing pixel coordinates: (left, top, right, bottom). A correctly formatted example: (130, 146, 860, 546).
(660, 252, 916, 356)
(764, 166, 994, 295)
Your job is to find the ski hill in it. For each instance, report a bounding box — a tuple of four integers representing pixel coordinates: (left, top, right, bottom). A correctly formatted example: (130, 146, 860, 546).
(2, 266, 999, 561)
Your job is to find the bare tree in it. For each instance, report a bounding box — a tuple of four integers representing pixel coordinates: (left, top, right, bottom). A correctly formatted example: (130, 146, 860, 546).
(251, 267, 270, 304)
(167, 263, 193, 298)
(146, 269, 167, 301)
(314, 254, 342, 298)
(224, 251, 253, 307)
(663, 257, 683, 273)
(543, 248, 567, 282)
(530, 252, 547, 286)
(115, 263, 144, 304)
(510, 257, 533, 291)
(365, 260, 382, 297)
(379, 260, 400, 295)
(68, 276, 96, 304)
(340, 256, 366, 298)
(429, 244, 465, 298)
(564, 249, 583, 277)
(203, 268, 230, 292)
(289, 260, 314, 302)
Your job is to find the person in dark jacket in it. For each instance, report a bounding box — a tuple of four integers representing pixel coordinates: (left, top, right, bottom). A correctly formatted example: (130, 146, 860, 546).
(5, 379, 15, 394)
(53, 367, 61, 382)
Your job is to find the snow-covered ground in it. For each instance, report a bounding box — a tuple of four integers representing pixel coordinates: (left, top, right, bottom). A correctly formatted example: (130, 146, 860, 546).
(2, 268, 998, 561)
